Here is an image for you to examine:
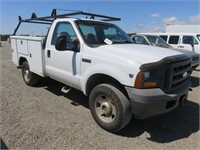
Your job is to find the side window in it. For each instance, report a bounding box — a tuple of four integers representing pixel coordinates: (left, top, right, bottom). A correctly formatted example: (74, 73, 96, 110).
(51, 22, 77, 45)
(159, 35, 168, 42)
(133, 36, 149, 45)
(168, 36, 179, 44)
(182, 36, 198, 44)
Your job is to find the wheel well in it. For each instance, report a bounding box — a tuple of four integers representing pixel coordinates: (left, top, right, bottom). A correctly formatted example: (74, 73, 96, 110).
(86, 74, 129, 98)
(19, 57, 27, 66)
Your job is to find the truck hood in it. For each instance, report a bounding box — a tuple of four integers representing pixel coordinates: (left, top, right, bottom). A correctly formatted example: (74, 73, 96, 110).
(96, 44, 183, 65)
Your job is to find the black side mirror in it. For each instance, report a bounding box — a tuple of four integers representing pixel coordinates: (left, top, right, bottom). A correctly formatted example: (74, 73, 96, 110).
(55, 34, 67, 51)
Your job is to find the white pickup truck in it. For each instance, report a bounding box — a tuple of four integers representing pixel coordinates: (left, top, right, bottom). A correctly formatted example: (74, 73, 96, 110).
(10, 10, 192, 132)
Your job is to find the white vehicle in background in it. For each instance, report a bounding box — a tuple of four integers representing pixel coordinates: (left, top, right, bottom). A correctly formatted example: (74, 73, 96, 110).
(140, 33, 200, 54)
(166, 24, 200, 33)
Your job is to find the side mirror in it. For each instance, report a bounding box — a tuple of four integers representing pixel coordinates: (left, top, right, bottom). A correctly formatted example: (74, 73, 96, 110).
(55, 34, 67, 51)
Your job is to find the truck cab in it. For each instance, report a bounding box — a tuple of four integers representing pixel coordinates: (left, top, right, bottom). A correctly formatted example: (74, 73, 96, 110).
(10, 10, 192, 132)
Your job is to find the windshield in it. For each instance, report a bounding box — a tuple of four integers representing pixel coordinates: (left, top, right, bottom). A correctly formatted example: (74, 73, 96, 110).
(146, 35, 170, 48)
(76, 20, 133, 45)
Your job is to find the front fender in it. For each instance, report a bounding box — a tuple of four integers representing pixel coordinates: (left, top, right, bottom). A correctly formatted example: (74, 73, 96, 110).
(80, 64, 139, 94)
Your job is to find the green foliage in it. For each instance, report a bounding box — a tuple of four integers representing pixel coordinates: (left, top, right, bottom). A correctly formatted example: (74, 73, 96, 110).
(0, 34, 11, 41)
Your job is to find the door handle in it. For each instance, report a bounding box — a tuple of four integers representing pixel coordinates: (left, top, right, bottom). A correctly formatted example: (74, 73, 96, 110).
(178, 46, 184, 48)
(47, 50, 51, 58)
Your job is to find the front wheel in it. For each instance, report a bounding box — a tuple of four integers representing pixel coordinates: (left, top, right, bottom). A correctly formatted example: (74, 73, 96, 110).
(89, 84, 132, 132)
(22, 61, 39, 86)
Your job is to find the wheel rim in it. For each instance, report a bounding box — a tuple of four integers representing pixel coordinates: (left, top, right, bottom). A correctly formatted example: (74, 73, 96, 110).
(95, 95, 116, 123)
(23, 66, 30, 82)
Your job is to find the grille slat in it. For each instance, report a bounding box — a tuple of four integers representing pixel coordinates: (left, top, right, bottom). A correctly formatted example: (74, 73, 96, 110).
(172, 72, 190, 84)
(173, 64, 191, 75)
(173, 67, 191, 76)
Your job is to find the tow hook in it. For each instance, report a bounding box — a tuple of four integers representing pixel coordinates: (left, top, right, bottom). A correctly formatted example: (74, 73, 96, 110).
(189, 88, 193, 91)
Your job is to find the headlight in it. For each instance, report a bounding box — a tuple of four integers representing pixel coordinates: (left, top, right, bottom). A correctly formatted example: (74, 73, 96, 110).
(134, 70, 161, 88)
(143, 71, 150, 80)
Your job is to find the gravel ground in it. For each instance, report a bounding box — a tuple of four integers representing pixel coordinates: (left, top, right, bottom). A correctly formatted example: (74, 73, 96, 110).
(0, 41, 199, 149)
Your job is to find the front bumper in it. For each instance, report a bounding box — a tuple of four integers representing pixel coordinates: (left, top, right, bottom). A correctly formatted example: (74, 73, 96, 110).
(125, 80, 191, 119)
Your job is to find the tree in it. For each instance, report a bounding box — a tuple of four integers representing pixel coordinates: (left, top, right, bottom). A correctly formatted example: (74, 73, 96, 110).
(0, 34, 10, 41)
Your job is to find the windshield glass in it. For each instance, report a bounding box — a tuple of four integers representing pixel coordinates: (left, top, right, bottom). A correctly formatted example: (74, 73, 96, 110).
(197, 35, 200, 41)
(76, 20, 133, 45)
(146, 35, 170, 48)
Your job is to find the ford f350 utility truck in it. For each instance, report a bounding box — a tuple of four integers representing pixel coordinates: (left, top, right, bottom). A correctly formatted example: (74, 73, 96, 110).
(10, 10, 192, 132)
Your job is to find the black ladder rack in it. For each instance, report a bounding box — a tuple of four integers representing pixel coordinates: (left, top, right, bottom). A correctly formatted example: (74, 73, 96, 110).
(13, 9, 121, 35)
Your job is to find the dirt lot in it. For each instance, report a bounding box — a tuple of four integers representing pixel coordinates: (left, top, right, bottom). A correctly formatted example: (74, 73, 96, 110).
(0, 41, 199, 149)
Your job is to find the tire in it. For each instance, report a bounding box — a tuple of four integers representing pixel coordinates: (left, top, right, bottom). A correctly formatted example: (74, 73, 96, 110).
(89, 84, 132, 132)
(21, 61, 39, 86)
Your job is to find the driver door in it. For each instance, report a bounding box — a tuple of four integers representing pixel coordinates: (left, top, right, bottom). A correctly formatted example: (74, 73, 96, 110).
(45, 22, 81, 89)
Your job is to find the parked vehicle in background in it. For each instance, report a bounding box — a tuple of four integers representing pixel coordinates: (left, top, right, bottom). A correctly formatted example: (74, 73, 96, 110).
(140, 33, 200, 54)
(131, 34, 200, 70)
(10, 9, 193, 133)
(166, 24, 200, 33)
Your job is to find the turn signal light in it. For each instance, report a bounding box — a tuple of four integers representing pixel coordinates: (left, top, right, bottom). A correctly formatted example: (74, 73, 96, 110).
(134, 71, 143, 88)
(144, 82, 157, 88)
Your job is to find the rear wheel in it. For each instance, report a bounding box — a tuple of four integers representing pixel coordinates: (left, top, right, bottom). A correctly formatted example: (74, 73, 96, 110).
(89, 84, 132, 132)
(22, 61, 39, 86)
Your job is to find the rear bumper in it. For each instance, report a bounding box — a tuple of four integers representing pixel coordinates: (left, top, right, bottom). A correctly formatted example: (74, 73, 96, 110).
(125, 80, 191, 119)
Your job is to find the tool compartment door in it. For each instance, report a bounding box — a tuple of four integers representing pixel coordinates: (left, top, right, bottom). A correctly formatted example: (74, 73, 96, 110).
(28, 39, 46, 77)
(16, 39, 29, 55)
(10, 38, 18, 65)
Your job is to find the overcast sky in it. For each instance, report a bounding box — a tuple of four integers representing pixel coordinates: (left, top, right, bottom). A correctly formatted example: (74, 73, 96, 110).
(0, 0, 199, 35)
